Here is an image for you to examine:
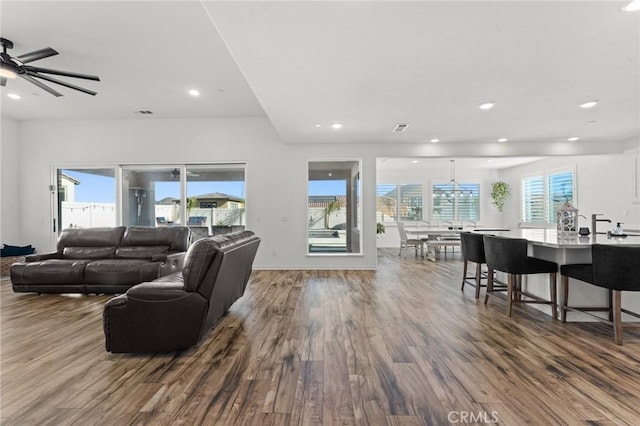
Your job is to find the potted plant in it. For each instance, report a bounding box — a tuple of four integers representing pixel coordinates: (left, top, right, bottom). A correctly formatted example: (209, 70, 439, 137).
(491, 181, 510, 212)
(376, 223, 385, 234)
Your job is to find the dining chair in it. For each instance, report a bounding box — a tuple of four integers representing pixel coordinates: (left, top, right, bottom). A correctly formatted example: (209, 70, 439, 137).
(397, 222, 423, 258)
(560, 244, 640, 345)
(483, 235, 558, 318)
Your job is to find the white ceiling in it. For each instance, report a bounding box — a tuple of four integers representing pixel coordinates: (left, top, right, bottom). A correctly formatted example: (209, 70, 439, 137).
(1, 1, 639, 152)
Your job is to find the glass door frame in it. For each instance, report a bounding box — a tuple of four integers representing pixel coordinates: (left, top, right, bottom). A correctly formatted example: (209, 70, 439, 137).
(50, 163, 122, 247)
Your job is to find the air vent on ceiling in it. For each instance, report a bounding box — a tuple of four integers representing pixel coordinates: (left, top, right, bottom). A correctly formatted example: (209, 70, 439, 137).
(135, 110, 154, 115)
(393, 123, 410, 132)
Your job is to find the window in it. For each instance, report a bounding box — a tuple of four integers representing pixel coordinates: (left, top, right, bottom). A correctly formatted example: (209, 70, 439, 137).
(308, 160, 361, 254)
(56, 168, 117, 231)
(432, 183, 480, 222)
(521, 170, 575, 224)
(547, 171, 574, 222)
(376, 184, 423, 222)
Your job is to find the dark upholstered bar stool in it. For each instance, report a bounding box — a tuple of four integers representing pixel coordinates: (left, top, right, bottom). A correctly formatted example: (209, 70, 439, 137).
(483, 235, 558, 319)
(460, 232, 488, 299)
(561, 244, 640, 345)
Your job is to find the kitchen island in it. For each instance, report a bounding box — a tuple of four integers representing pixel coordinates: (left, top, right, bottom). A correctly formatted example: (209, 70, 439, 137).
(473, 229, 640, 321)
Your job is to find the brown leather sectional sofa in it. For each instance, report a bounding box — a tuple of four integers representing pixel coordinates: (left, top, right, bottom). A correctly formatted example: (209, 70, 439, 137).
(103, 230, 260, 353)
(10, 226, 190, 294)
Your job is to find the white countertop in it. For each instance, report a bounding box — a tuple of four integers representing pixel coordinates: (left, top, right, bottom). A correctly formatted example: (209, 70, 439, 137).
(473, 228, 640, 248)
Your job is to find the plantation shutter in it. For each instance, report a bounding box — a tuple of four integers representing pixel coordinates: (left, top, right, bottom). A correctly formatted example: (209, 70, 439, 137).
(547, 172, 574, 222)
(457, 184, 480, 221)
(399, 184, 423, 221)
(376, 184, 397, 223)
(432, 184, 455, 221)
(522, 176, 545, 223)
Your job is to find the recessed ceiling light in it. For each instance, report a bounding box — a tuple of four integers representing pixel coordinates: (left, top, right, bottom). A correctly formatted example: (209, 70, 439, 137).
(497, 138, 508, 143)
(430, 138, 440, 143)
(411, 160, 419, 164)
(487, 159, 494, 163)
(622, 0, 640, 11)
(579, 100, 599, 109)
(331, 123, 342, 129)
(568, 136, 580, 141)
(7, 93, 21, 100)
(479, 102, 495, 110)
(315, 124, 321, 127)
(188, 89, 200, 97)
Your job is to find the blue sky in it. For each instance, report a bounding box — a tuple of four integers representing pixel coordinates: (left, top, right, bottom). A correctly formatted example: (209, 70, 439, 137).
(62, 170, 343, 202)
(63, 170, 245, 203)
(308, 180, 346, 196)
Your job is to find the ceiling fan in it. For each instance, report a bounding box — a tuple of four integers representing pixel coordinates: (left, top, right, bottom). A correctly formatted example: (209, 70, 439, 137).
(170, 168, 199, 179)
(0, 37, 100, 96)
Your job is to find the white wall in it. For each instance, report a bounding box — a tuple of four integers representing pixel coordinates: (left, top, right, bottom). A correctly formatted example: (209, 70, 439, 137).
(499, 150, 640, 232)
(14, 117, 382, 269)
(4, 115, 638, 268)
(1, 116, 22, 245)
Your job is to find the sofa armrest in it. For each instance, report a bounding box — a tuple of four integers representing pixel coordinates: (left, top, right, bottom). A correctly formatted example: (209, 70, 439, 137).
(25, 252, 62, 262)
(103, 281, 208, 353)
(126, 281, 187, 301)
(156, 251, 185, 276)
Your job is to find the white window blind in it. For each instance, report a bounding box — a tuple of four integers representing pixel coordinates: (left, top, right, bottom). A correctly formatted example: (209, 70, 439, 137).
(432, 183, 480, 222)
(522, 176, 545, 223)
(376, 184, 397, 223)
(457, 184, 480, 221)
(547, 171, 574, 222)
(521, 171, 574, 224)
(400, 184, 423, 221)
(376, 184, 423, 223)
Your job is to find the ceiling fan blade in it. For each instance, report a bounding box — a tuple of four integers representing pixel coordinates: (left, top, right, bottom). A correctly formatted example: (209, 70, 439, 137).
(16, 47, 58, 64)
(24, 65, 100, 81)
(1, 76, 6, 87)
(27, 71, 97, 96)
(20, 74, 63, 97)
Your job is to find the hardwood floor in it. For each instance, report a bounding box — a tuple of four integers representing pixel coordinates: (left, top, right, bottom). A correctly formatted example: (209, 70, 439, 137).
(2, 249, 640, 425)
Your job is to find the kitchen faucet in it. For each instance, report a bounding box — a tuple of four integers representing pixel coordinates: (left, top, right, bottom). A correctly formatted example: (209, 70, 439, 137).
(591, 214, 612, 235)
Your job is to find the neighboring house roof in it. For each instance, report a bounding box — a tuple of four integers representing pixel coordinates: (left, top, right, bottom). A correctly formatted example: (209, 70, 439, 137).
(309, 195, 346, 208)
(60, 173, 81, 185)
(156, 193, 245, 204)
(192, 192, 245, 203)
(156, 197, 179, 205)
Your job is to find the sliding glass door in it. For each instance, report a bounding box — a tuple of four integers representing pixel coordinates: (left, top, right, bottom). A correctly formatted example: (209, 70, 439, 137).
(122, 166, 182, 227)
(54, 164, 246, 237)
(56, 168, 116, 232)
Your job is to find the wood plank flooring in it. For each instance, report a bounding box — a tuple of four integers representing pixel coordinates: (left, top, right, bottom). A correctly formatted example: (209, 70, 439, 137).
(2, 249, 640, 425)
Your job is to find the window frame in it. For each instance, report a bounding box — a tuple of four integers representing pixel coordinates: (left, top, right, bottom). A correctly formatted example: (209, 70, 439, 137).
(430, 181, 480, 223)
(376, 183, 424, 223)
(520, 166, 577, 226)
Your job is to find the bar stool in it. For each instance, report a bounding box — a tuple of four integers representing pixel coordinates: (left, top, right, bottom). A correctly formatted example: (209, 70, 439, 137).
(460, 232, 488, 299)
(483, 235, 558, 319)
(561, 244, 640, 345)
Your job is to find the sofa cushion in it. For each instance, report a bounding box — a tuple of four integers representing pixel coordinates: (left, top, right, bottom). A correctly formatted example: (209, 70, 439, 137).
(57, 227, 126, 251)
(115, 245, 169, 259)
(10, 259, 92, 285)
(182, 239, 219, 292)
(85, 260, 161, 286)
(120, 226, 190, 251)
(63, 246, 117, 259)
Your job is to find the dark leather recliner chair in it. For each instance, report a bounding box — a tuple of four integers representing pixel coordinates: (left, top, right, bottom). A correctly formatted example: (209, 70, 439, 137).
(103, 231, 261, 353)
